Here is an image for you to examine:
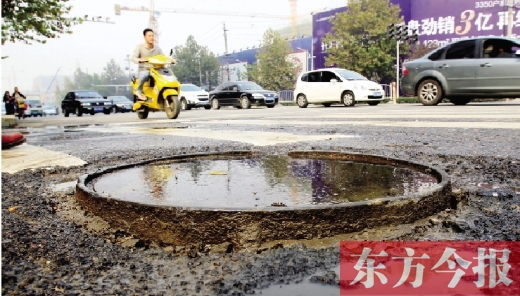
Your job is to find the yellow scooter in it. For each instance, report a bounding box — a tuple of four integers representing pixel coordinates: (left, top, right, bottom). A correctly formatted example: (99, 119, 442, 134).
(131, 55, 181, 119)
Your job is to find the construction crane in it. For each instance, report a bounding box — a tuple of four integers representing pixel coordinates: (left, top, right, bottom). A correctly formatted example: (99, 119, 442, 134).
(115, 0, 301, 44)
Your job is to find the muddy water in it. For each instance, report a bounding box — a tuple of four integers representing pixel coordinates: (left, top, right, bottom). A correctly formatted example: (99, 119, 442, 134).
(91, 156, 438, 208)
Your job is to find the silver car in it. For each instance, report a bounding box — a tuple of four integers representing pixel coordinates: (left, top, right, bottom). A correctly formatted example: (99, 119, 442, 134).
(401, 36, 520, 106)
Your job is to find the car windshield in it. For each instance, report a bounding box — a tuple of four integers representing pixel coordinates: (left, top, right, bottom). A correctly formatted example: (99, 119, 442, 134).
(26, 100, 41, 105)
(335, 70, 368, 81)
(76, 91, 103, 99)
(237, 82, 263, 90)
(181, 85, 202, 91)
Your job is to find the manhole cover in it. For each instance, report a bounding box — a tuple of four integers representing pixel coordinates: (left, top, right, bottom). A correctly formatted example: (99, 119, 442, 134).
(75, 151, 451, 249)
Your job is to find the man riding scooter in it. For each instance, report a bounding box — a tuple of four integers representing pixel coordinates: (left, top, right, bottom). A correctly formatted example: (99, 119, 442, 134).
(132, 28, 176, 101)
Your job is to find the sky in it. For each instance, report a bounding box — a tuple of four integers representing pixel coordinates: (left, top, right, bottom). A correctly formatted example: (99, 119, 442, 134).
(1, 0, 348, 92)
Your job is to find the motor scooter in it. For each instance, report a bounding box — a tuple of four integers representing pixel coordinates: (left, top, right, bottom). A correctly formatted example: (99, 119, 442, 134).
(131, 54, 181, 119)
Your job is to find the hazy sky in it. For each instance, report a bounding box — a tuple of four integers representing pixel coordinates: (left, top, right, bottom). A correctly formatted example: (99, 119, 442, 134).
(1, 0, 347, 91)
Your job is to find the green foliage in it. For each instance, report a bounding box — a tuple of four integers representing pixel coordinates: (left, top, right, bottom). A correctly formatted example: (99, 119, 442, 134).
(54, 59, 132, 101)
(248, 29, 298, 91)
(102, 59, 127, 85)
(1, 0, 82, 45)
(171, 35, 220, 89)
(323, 0, 410, 83)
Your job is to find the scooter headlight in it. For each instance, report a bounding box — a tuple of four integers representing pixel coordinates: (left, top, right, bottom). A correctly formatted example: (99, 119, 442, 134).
(164, 75, 178, 82)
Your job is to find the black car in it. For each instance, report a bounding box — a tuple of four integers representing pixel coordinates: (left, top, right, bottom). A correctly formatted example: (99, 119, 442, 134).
(209, 81, 278, 109)
(108, 95, 133, 113)
(61, 90, 114, 117)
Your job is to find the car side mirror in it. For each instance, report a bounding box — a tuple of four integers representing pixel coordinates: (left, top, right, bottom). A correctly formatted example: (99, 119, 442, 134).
(330, 79, 337, 83)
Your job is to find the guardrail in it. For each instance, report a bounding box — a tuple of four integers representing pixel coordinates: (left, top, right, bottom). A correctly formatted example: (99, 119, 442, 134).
(278, 84, 392, 102)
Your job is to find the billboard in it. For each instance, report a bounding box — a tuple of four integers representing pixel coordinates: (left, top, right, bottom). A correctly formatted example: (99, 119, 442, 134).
(312, 0, 520, 69)
(409, 0, 520, 48)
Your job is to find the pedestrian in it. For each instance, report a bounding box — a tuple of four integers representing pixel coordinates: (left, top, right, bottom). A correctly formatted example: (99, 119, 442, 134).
(3, 91, 16, 115)
(13, 87, 26, 119)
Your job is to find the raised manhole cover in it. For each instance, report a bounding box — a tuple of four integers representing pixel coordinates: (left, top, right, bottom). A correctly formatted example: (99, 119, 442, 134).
(90, 156, 438, 208)
(76, 151, 451, 249)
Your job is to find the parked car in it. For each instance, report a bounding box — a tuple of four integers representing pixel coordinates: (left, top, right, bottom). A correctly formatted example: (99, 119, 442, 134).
(209, 81, 278, 109)
(180, 84, 210, 110)
(24, 99, 44, 117)
(43, 105, 58, 116)
(401, 36, 520, 106)
(293, 68, 384, 108)
(61, 90, 114, 117)
(108, 96, 133, 113)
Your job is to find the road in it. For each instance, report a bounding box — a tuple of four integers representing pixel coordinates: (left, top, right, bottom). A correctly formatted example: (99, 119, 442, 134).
(17, 100, 520, 130)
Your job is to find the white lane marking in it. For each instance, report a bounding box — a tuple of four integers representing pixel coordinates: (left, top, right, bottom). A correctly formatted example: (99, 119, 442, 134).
(1, 144, 87, 174)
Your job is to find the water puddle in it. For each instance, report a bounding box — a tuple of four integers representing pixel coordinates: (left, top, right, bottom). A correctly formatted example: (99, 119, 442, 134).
(90, 155, 438, 208)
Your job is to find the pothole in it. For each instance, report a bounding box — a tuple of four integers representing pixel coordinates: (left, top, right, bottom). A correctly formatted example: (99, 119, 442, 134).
(75, 151, 451, 250)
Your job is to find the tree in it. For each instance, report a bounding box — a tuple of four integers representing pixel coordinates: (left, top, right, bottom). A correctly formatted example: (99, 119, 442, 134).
(1, 0, 81, 45)
(322, 0, 410, 83)
(248, 29, 298, 91)
(171, 35, 220, 88)
(101, 59, 127, 85)
(408, 43, 439, 61)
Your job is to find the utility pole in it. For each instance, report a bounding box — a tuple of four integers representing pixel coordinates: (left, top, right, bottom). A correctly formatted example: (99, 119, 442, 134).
(223, 22, 230, 82)
(124, 54, 132, 78)
(507, 0, 514, 37)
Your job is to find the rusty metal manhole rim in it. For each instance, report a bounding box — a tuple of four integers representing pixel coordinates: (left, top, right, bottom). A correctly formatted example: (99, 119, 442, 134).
(76, 150, 450, 212)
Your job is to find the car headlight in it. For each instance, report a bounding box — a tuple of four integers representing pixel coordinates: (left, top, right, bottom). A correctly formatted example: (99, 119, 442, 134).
(81, 103, 91, 106)
(252, 93, 265, 99)
(353, 83, 367, 90)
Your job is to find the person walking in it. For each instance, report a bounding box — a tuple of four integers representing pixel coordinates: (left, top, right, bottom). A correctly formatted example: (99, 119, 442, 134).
(13, 87, 26, 119)
(3, 91, 16, 115)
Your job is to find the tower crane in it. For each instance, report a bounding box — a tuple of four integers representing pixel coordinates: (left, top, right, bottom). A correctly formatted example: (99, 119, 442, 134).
(115, 0, 302, 44)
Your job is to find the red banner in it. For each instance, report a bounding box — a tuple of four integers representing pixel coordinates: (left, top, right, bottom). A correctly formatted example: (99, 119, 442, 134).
(340, 241, 520, 295)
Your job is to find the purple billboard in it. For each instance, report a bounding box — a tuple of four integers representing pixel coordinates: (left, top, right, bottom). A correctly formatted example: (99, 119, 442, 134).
(312, 0, 520, 70)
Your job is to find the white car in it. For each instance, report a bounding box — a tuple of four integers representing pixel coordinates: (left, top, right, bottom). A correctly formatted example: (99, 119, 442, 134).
(294, 68, 385, 108)
(179, 84, 211, 110)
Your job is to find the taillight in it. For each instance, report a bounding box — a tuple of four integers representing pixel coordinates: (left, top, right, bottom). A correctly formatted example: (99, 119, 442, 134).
(402, 65, 409, 76)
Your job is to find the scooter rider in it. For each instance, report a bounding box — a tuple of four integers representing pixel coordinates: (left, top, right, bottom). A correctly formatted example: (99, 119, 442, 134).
(132, 28, 176, 101)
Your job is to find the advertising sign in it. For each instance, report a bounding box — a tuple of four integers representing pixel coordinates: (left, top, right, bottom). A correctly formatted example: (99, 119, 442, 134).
(312, 0, 520, 69)
(408, 0, 520, 48)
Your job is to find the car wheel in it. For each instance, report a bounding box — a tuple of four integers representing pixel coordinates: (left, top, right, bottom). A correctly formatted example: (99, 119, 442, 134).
(449, 97, 471, 105)
(342, 91, 356, 107)
(296, 94, 308, 108)
(211, 98, 220, 110)
(323, 103, 332, 107)
(64, 109, 69, 117)
(204, 106, 211, 110)
(418, 79, 443, 106)
(368, 102, 380, 106)
(103, 108, 111, 115)
(181, 98, 191, 110)
(76, 107, 83, 117)
(267, 105, 275, 108)
(240, 96, 251, 109)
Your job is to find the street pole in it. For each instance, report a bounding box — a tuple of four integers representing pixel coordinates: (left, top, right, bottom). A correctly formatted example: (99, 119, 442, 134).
(396, 41, 400, 100)
(223, 22, 230, 82)
(198, 59, 202, 87)
(507, 0, 514, 37)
